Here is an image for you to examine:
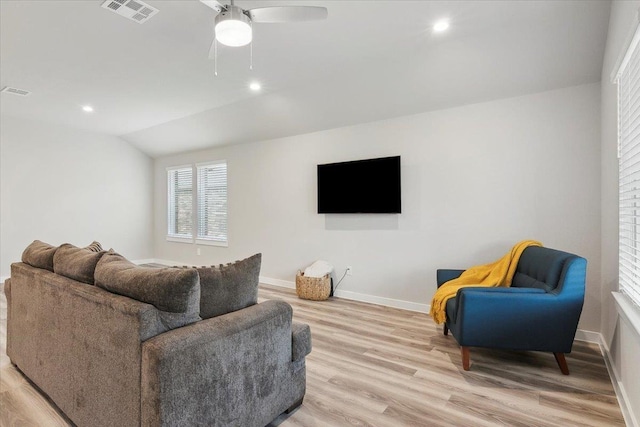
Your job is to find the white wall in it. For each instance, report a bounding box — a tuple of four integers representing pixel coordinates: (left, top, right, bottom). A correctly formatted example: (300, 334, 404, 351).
(600, 1, 640, 425)
(0, 115, 154, 277)
(154, 83, 602, 332)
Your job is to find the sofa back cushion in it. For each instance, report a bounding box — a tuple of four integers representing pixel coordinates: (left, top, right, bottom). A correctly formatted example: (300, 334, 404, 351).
(196, 253, 261, 319)
(53, 243, 106, 284)
(512, 246, 575, 292)
(95, 252, 201, 329)
(22, 240, 58, 271)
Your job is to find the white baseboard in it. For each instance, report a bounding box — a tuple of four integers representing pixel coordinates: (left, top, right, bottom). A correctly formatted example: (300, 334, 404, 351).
(599, 335, 639, 427)
(259, 276, 295, 289)
(574, 329, 601, 344)
(332, 289, 429, 313)
(259, 275, 429, 313)
(572, 330, 638, 427)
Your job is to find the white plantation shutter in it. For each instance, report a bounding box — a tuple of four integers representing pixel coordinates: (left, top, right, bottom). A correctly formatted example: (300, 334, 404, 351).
(618, 24, 640, 308)
(197, 161, 228, 245)
(167, 166, 193, 239)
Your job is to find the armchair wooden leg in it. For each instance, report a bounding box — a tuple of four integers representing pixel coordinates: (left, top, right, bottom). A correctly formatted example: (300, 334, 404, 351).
(554, 352, 570, 375)
(461, 346, 470, 371)
(443, 324, 449, 336)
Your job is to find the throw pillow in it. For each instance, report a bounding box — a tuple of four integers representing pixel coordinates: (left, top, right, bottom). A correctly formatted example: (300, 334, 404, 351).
(21, 240, 58, 271)
(197, 253, 261, 319)
(94, 252, 201, 329)
(53, 243, 106, 284)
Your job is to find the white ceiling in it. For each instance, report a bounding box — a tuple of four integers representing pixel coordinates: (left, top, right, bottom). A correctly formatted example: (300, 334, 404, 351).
(1, 1, 611, 157)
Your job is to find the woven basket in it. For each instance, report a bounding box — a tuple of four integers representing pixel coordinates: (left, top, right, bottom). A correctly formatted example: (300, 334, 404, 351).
(295, 271, 331, 301)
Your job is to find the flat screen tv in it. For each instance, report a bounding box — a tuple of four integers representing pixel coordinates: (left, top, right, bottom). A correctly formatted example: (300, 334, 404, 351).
(317, 156, 401, 214)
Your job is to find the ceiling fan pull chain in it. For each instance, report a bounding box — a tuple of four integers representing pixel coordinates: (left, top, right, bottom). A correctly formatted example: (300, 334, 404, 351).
(250, 21, 253, 71)
(214, 38, 218, 76)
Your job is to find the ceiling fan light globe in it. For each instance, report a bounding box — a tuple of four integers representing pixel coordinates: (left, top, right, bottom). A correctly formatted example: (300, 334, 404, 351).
(215, 9, 252, 47)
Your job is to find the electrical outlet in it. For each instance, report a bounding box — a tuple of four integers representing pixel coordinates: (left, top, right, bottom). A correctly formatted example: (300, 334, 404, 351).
(346, 266, 352, 276)
(197, 247, 201, 256)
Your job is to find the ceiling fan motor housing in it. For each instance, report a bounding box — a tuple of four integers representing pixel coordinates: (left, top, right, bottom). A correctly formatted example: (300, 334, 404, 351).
(215, 4, 252, 47)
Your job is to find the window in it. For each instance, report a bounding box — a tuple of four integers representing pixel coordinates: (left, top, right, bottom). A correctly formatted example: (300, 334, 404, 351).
(618, 24, 640, 308)
(197, 161, 228, 245)
(166, 161, 228, 246)
(167, 166, 193, 240)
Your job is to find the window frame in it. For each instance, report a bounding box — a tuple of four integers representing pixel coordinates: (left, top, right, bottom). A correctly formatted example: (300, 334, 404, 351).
(195, 160, 229, 247)
(165, 161, 228, 247)
(615, 19, 640, 339)
(166, 165, 194, 243)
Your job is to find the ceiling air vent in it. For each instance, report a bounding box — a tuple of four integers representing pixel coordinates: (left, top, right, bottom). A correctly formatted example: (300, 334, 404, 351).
(1, 86, 31, 96)
(101, 0, 159, 24)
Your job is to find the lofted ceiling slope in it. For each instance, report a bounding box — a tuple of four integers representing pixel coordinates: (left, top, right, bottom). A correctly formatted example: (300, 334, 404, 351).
(0, 1, 611, 157)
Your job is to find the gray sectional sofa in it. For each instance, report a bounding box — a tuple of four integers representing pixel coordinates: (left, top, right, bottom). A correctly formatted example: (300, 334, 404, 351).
(5, 240, 311, 427)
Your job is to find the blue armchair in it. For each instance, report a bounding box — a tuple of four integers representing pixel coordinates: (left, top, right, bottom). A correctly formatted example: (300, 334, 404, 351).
(436, 246, 586, 374)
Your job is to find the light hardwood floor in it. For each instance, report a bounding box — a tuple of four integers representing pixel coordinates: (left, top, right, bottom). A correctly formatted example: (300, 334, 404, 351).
(0, 284, 625, 427)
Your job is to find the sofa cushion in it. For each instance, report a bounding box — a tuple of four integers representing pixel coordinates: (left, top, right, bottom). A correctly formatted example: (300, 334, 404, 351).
(197, 253, 261, 319)
(95, 252, 201, 329)
(21, 240, 58, 271)
(53, 243, 106, 284)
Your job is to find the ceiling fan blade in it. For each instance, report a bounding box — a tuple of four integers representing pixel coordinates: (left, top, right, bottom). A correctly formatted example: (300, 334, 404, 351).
(248, 6, 327, 23)
(199, 0, 224, 14)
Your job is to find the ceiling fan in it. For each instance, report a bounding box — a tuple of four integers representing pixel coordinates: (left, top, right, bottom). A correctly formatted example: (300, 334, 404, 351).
(200, 0, 328, 55)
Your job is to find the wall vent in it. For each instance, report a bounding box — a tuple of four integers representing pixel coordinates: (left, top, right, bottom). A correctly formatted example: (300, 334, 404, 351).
(101, 0, 158, 24)
(1, 86, 31, 96)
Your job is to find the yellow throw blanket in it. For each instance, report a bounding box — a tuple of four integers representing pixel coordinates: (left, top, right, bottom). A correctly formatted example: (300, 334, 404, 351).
(429, 240, 542, 324)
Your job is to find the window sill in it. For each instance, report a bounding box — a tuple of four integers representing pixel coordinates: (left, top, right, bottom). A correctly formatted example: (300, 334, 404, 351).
(166, 236, 194, 244)
(612, 292, 640, 342)
(196, 239, 228, 247)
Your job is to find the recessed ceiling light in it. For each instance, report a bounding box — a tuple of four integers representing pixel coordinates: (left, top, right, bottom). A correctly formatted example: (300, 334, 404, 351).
(82, 105, 94, 113)
(249, 82, 261, 91)
(433, 20, 450, 33)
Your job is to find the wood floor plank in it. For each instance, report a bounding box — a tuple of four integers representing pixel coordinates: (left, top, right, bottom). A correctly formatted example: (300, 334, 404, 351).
(305, 370, 389, 414)
(538, 391, 627, 425)
(0, 368, 28, 394)
(0, 384, 70, 427)
(450, 390, 625, 427)
(0, 283, 625, 427)
(446, 392, 558, 427)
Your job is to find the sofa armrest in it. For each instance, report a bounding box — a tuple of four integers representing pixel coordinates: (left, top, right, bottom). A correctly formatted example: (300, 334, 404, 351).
(437, 269, 465, 287)
(454, 288, 582, 352)
(141, 300, 307, 427)
(292, 322, 312, 362)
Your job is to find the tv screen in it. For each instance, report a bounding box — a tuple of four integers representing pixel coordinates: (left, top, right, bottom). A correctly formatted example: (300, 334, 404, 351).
(317, 156, 401, 214)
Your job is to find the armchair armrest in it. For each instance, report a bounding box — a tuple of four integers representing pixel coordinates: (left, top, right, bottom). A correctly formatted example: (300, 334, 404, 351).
(454, 287, 582, 352)
(437, 269, 465, 287)
(450, 287, 546, 323)
(141, 300, 305, 427)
